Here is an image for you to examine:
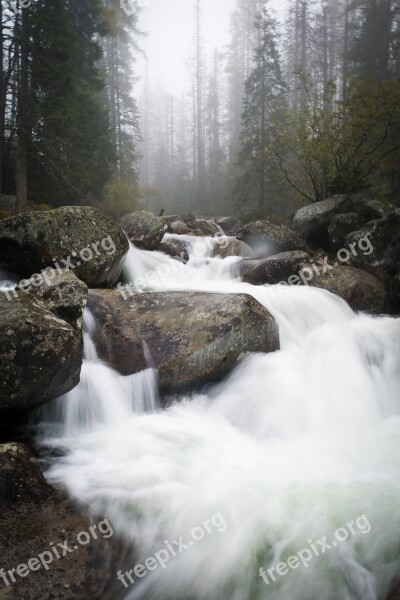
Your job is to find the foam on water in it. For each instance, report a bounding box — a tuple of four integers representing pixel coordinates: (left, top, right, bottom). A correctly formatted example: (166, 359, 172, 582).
(42, 239, 400, 600)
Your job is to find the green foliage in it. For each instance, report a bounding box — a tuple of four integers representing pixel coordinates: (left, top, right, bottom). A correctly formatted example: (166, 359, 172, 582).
(101, 175, 147, 221)
(272, 73, 400, 202)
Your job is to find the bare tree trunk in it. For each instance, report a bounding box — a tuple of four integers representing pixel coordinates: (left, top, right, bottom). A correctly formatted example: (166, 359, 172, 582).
(16, 4, 29, 213)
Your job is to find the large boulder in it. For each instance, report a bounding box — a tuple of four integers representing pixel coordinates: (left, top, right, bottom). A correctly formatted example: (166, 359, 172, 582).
(346, 210, 400, 309)
(0, 290, 83, 412)
(0, 206, 128, 287)
(289, 195, 352, 248)
(240, 251, 310, 285)
(289, 195, 390, 251)
(328, 213, 367, 252)
(120, 210, 168, 250)
(240, 220, 309, 258)
(307, 265, 386, 314)
(88, 290, 279, 394)
(0, 443, 116, 599)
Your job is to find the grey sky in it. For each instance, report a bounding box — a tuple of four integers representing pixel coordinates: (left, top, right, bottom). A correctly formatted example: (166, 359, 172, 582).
(135, 0, 288, 95)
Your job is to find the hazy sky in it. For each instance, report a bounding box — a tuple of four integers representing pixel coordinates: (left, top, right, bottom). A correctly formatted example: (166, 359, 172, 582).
(134, 0, 287, 96)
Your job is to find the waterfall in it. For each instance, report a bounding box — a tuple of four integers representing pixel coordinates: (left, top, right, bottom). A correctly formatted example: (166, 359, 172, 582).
(41, 237, 400, 600)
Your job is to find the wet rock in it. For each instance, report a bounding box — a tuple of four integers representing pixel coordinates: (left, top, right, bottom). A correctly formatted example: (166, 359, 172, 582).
(0, 290, 82, 412)
(0, 443, 115, 600)
(306, 264, 386, 313)
(240, 251, 311, 285)
(216, 216, 240, 235)
(240, 220, 309, 258)
(346, 210, 400, 309)
(88, 290, 279, 394)
(120, 210, 168, 250)
(328, 213, 367, 252)
(214, 238, 252, 259)
(25, 269, 88, 328)
(159, 239, 189, 262)
(166, 214, 221, 237)
(289, 195, 352, 248)
(0, 206, 128, 287)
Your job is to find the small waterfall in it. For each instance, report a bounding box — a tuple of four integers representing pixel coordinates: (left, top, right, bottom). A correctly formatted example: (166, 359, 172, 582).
(42, 235, 400, 600)
(41, 308, 159, 439)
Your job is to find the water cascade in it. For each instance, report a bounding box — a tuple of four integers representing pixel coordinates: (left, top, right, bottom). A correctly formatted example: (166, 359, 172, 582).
(41, 236, 400, 600)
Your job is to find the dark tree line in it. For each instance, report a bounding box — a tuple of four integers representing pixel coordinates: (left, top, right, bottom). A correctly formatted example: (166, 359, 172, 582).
(0, 0, 141, 213)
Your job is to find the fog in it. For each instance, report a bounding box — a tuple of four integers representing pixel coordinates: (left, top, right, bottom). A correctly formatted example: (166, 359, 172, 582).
(136, 0, 288, 94)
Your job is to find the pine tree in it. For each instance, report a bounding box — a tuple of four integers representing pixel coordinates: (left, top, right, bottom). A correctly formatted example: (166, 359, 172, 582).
(28, 0, 113, 206)
(236, 0, 286, 213)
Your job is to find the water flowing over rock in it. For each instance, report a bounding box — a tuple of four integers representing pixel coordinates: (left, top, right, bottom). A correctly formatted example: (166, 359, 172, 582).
(120, 210, 168, 250)
(306, 264, 386, 314)
(0, 290, 82, 412)
(159, 238, 189, 262)
(240, 220, 309, 258)
(241, 251, 311, 286)
(0, 206, 128, 287)
(87, 289, 279, 394)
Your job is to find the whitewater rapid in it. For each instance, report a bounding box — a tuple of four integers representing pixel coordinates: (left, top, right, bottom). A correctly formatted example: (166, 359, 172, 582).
(41, 235, 400, 600)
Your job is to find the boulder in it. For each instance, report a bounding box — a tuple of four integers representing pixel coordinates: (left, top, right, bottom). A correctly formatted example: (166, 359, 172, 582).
(88, 290, 279, 394)
(27, 269, 88, 327)
(240, 220, 309, 258)
(306, 264, 386, 313)
(120, 210, 168, 250)
(0, 206, 128, 287)
(159, 239, 189, 262)
(240, 251, 310, 285)
(289, 195, 352, 248)
(289, 195, 390, 251)
(216, 216, 240, 235)
(0, 443, 116, 599)
(328, 213, 367, 252)
(0, 290, 82, 412)
(346, 210, 400, 308)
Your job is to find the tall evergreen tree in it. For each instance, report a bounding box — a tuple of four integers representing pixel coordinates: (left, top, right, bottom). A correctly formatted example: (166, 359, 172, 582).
(236, 0, 286, 213)
(28, 0, 113, 206)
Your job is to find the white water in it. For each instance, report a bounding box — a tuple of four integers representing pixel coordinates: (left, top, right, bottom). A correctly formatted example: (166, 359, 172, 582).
(42, 236, 400, 600)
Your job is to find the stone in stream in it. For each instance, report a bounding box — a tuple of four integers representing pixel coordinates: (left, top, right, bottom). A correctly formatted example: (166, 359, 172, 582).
(159, 238, 189, 262)
(88, 290, 279, 394)
(0, 206, 129, 287)
(120, 210, 168, 250)
(346, 210, 400, 310)
(166, 213, 221, 237)
(0, 443, 116, 599)
(0, 289, 83, 413)
(240, 220, 309, 258)
(240, 251, 385, 314)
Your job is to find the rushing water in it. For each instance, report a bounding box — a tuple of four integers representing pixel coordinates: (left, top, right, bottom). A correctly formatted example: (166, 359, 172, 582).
(41, 235, 400, 600)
